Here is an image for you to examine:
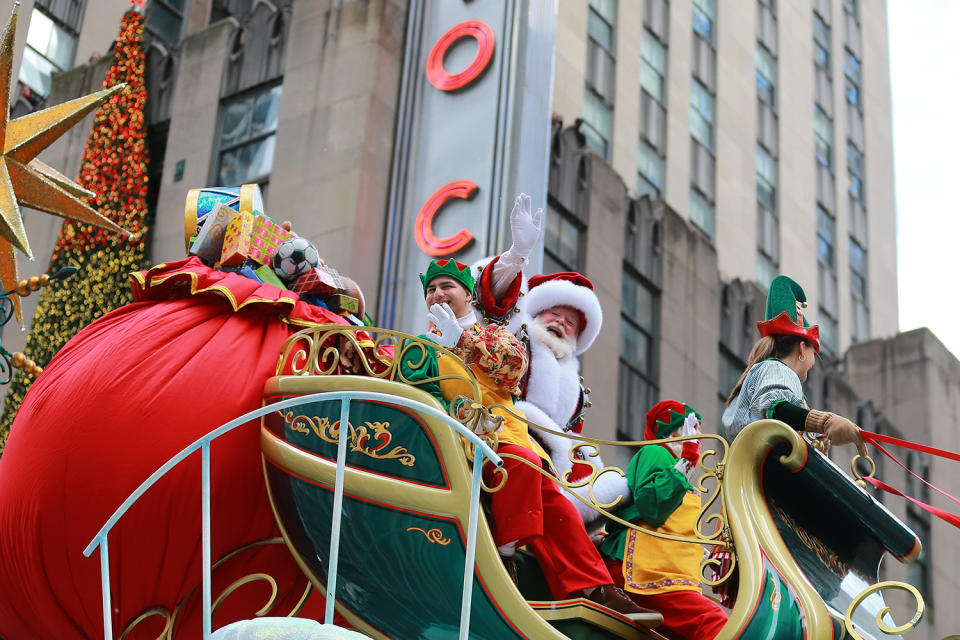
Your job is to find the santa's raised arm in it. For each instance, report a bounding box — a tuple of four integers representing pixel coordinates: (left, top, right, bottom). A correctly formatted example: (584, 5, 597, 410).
(472, 194, 628, 525)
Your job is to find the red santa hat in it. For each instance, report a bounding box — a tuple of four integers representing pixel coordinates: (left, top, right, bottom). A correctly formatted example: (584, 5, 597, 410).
(524, 272, 602, 355)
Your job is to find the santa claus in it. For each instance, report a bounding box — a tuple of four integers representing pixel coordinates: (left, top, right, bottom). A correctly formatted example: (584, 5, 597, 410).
(473, 194, 628, 524)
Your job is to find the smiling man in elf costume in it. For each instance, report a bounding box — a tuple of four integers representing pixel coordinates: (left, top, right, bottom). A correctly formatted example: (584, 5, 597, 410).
(599, 400, 729, 640)
(401, 258, 654, 618)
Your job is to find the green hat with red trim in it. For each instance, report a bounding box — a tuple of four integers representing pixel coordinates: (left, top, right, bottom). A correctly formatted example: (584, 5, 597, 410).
(419, 259, 475, 296)
(756, 275, 820, 353)
(645, 400, 701, 440)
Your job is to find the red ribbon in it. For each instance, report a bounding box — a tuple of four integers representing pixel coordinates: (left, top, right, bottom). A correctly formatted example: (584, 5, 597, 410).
(861, 430, 960, 462)
(859, 430, 960, 530)
(862, 476, 960, 529)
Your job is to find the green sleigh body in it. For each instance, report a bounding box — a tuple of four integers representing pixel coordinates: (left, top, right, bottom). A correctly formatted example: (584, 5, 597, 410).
(260, 328, 922, 640)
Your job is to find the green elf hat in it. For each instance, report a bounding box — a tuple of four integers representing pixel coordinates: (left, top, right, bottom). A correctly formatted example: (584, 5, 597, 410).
(419, 259, 475, 296)
(644, 400, 701, 440)
(756, 275, 821, 353)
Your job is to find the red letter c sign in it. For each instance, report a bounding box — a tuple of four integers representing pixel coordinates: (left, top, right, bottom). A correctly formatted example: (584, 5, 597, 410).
(415, 180, 477, 257)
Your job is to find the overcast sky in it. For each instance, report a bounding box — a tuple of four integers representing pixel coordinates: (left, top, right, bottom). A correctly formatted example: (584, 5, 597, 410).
(889, 0, 960, 357)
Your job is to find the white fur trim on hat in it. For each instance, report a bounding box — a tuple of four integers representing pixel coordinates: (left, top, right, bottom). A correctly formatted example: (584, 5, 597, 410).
(523, 279, 602, 355)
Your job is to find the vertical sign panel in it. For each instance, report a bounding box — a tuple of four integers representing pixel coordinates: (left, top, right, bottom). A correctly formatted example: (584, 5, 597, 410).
(379, 0, 557, 333)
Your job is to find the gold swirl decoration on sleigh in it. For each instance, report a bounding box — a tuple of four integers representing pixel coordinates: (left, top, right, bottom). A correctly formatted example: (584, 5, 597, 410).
(119, 537, 312, 640)
(283, 413, 417, 467)
(274, 325, 501, 458)
(483, 399, 735, 588)
(844, 581, 924, 640)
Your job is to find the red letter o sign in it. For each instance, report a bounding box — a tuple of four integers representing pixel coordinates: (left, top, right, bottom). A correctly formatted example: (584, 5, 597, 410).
(415, 180, 477, 256)
(425, 20, 495, 91)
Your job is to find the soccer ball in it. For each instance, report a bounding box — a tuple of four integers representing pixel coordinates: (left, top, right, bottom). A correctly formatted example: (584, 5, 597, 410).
(273, 236, 320, 282)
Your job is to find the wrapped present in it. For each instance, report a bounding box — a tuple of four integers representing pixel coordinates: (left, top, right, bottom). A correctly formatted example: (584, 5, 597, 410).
(324, 293, 360, 314)
(254, 264, 286, 290)
(220, 212, 292, 267)
(249, 216, 293, 265)
(184, 184, 263, 253)
(220, 211, 258, 266)
(189, 203, 236, 265)
(291, 266, 345, 298)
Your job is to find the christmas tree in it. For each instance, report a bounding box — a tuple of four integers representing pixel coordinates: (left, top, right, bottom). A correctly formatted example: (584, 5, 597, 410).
(0, 9, 151, 451)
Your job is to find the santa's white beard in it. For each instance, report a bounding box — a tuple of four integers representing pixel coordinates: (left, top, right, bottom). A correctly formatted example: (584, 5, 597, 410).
(528, 318, 576, 361)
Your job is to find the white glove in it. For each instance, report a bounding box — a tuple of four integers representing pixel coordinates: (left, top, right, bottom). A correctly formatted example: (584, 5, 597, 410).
(674, 457, 695, 479)
(426, 303, 463, 348)
(508, 193, 543, 260)
(681, 412, 699, 437)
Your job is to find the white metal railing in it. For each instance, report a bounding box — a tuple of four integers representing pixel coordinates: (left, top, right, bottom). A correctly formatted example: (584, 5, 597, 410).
(83, 390, 502, 640)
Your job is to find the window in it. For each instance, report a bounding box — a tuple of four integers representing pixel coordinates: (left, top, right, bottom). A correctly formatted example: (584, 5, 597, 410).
(844, 49, 861, 86)
(690, 187, 714, 239)
(584, 0, 617, 160)
(847, 141, 865, 203)
(637, 142, 664, 199)
(215, 84, 283, 187)
(845, 77, 860, 108)
(755, 45, 777, 108)
(756, 146, 776, 199)
(640, 33, 667, 102)
(843, 0, 859, 20)
(756, 253, 777, 289)
(588, 0, 617, 50)
(905, 455, 932, 606)
(690, 79, 715, 151)
(18, 8, 78, 98)
(145, 0, 186, 43)
(849, 238, 866, 298)
(813, 13, 831, 69)
(818, 306, 838, 355)
(814, 106, 833, 169)
(850, 236, 869, 341)
(619, 269, 659, 440)
(582, 91, 613, 158)
(817, 206, 835, 269)
(544, 202, 585, 273)
(718, 347, 745, 416)
(692, 0, 716, 46)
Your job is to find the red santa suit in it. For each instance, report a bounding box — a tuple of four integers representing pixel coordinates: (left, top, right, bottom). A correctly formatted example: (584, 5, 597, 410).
(474, 257, 628, 523)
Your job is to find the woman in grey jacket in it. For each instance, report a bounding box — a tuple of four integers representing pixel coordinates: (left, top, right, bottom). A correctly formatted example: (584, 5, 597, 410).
(720, 275, 867, 457)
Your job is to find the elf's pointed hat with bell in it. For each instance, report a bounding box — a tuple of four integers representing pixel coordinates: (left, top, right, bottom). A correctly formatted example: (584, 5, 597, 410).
(756, 275, 820, 353)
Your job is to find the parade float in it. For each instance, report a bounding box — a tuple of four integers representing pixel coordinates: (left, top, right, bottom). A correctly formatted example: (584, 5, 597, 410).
(0, 4, 952, 640)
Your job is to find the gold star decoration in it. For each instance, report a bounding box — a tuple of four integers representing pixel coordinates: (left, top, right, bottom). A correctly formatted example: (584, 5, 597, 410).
(0, 2, 131, 324)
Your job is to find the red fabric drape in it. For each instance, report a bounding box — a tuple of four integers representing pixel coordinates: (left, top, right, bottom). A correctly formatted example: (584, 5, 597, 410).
(0, 260, 346, 639)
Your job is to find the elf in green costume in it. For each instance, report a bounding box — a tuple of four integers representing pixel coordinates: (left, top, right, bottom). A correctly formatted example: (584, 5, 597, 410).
(599, 400, 728, 640)
(720, 275, 867, 457)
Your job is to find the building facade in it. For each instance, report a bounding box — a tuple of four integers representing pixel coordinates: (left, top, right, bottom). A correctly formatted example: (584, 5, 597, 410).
(4, 0, 956, 634)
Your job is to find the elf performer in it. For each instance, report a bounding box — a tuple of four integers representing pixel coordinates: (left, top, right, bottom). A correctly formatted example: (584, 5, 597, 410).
(599, 401, 729, 640)
(401, 259, 653, 618)
(471, 193, 627, 524)
(720, 275, 868, 457)
(711, 275, 868, 608)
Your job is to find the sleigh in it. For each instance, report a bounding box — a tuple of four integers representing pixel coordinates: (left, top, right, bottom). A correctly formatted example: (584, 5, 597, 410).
(86, 325, 925, 640)
(257, 325, 924, 640)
